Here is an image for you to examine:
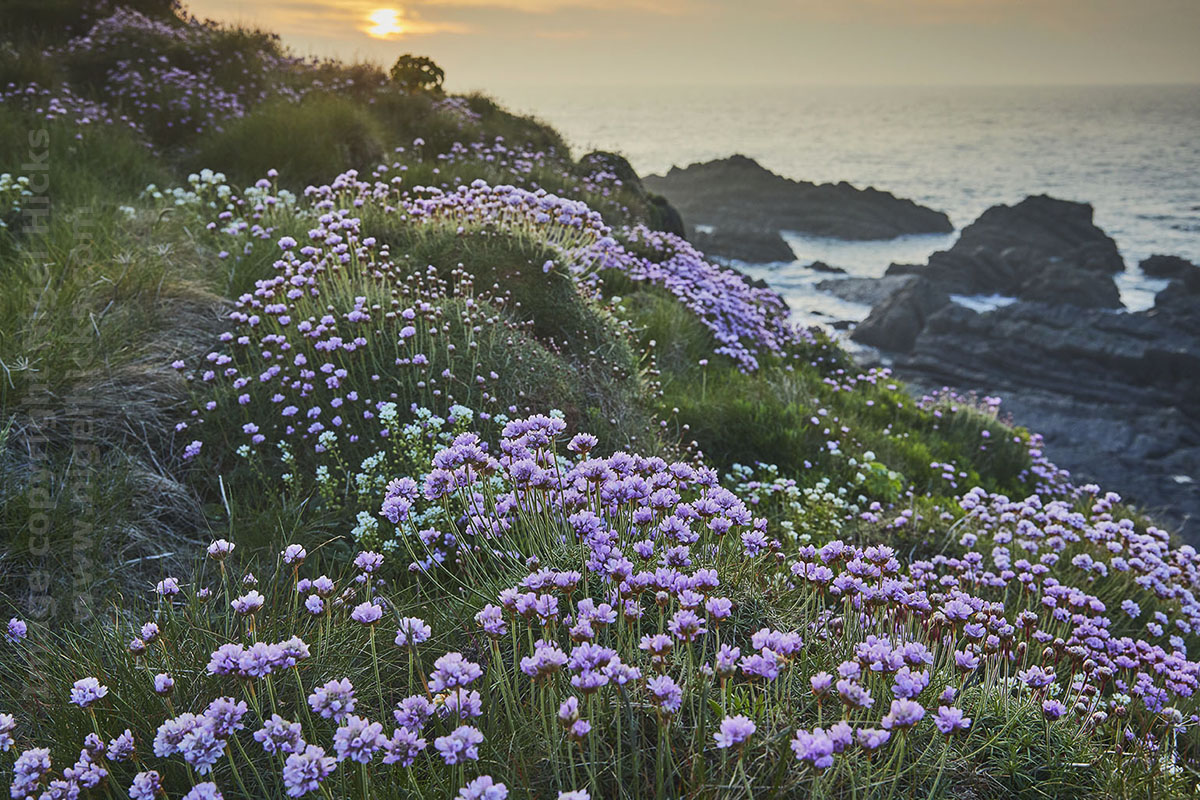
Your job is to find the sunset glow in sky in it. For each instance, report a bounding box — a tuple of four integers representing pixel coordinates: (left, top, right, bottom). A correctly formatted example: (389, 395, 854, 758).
(184, 0, 1200, 92)
(365, 8, 404, 38)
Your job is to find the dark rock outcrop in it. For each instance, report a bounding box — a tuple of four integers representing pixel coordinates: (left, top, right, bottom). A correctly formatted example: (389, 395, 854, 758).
(692, 225, 795, 263)
(643, 155, 953, 241)
(1018, 261, 1123, 308)
(807, 261, 846, 274)
(1151, 267, 1200, 334)
(888, 195, 1124, 306)
(858, 195, 1128, 348)
(851, 278, 950, 352)
(580, 151, 686, 237)
(839, 202, 1197, 535)
(647, 194, 686, 238)
(580, 150, 641, 187)
(903, 303, 1199, 413)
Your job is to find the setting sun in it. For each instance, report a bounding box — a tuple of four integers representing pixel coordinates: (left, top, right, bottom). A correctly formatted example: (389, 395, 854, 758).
(366, 8, 404, 39)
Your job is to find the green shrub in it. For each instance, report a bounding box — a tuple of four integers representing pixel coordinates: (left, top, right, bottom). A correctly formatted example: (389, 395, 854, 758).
(461, 93, 568, 153)
(0, 0, 177, 46)
(187, 95, 385, 190)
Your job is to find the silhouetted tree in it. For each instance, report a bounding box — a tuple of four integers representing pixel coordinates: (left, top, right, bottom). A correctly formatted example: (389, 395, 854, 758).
(388, 54, 445, 94)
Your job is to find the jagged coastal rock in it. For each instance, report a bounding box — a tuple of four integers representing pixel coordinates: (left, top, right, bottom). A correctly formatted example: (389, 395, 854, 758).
(851, 278, 950, 352)
(884, 194, 1124, 305)
(580, 150, 687, 237)
(1142, 254, 1200, 320)
(1150, 259, 1200, 331)
(823, 196, 1198, 530)
(853, 194, 1126, 353)
(1140, 253, 1199, 282)
(643, 155, 953, 259)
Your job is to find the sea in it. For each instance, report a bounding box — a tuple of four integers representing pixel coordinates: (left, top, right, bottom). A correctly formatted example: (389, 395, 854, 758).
(494, 84, 1200, 328)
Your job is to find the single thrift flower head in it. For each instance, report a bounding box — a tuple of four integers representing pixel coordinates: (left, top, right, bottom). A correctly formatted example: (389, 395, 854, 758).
(714, 715, 756, 749)
(382, 727, 426, 766)
(69, 677, 108, 708)
(308, 678, 356, 721)
(434, 725, 484, 765)
(429, 653, 482, 692)
(283, 744, 336, 797)
(351, 601, 384, 625)
(332, 715, 386, 763)
(458, 775, 508, 800)
(5, 618, 27, 643)
(395, 617, 432, 647)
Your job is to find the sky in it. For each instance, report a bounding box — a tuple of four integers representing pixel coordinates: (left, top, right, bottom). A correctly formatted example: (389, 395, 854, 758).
(185, 0, 1200, 92)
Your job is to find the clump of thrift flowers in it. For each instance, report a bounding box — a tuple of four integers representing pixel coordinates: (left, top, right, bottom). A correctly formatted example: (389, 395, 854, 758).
(3, 412, 1200, 798)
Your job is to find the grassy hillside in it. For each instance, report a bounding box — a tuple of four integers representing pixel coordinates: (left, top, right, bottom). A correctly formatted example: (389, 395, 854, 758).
(1, 4, 1197, 799)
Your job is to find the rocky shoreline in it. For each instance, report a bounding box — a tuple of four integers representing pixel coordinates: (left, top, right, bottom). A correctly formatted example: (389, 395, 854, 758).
(855, 210, 1200, 535)
(857, 207, 1200, 535)
(652, 157, 1199, 538)
(889, 294, 1199, 532)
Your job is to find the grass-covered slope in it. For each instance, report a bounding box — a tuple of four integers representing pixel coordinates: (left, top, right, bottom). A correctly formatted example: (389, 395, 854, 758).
(1, 4, 1198, 799)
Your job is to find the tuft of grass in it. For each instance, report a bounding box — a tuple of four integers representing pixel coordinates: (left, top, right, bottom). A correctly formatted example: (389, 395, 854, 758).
(0, 430, 205, 627)
(0, 112, 168, 210)
(0, 200, 232, 626)
(365, 224, 656, 444)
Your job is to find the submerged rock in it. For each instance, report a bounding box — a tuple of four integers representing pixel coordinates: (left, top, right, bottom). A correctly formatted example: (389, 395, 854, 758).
(643, 155, 953, 241)
(1140, 254, 1199, 282)
(816, 275, 917, 307)
(692, 225, 796, 263)
(807, 260, 846, 274)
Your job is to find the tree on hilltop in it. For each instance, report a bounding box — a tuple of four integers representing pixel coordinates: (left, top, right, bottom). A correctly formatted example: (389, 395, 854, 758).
(389, 54, 445, 94)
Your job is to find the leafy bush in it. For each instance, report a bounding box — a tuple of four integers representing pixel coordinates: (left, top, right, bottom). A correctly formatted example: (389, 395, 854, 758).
(187, 96, 385, 189)
(389, 55, 445, 94)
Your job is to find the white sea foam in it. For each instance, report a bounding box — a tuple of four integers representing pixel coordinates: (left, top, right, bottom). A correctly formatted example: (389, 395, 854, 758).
(949, 294, 1020, 313)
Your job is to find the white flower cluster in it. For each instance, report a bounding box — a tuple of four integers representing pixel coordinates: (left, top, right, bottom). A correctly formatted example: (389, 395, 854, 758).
(727, 463, 875, 541)
(143, 169, 233, 209)
(0, 173, 33, 230)
(141, 169, 299, 248)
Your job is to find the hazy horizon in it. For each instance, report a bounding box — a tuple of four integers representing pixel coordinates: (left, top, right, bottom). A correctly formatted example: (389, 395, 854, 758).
(184, 0, 1200, 93)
